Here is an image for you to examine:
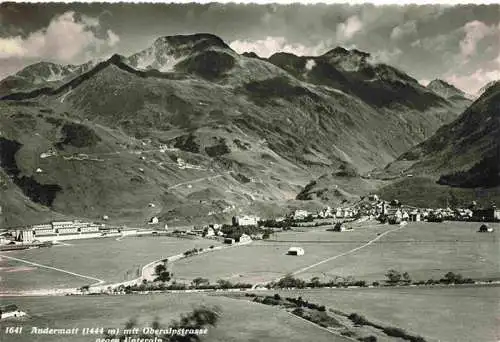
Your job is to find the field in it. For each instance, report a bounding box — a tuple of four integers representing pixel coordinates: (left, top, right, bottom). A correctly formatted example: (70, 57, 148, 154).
(173, 221, 500, 284)
(0, 236, 221, 291)
(173, 223, 397, 284)
(0, 259, 83, 291)
(269, 286, 500, 342)
(0, 293, 350, 342)
(298, 221, 500, 282)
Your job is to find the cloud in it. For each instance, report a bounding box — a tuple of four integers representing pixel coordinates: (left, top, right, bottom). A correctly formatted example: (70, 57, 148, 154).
(390, 20, 417, 41)
(0, 11, 119, 63)
(459, 20, 498, 60)
(336, 15, 363, 42)
(369, 48, 403, 64)
(229, 36, 330, 58)
(445, 50, 500, 95)
(305, 59, 316, 71)
(446, 68, 500, 96)
(107, 30, 120, 47)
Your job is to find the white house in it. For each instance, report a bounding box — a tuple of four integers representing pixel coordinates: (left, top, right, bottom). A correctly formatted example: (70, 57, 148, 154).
(203, 227, 215, 237)
(332, 222, 347, 232)
(287, 247, 305, 256)
(293, 210, 309, 220)
(238, 234, 252, 243)
(0, 304, 26, 320)
(148, 216, 159, 225)
(335, 208, 344, 218)
(232, 215, 259, 226)
(318, 206, 332, 218)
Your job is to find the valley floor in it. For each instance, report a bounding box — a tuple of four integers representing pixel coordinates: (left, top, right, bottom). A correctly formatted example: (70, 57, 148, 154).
(0, 221, 498, 342)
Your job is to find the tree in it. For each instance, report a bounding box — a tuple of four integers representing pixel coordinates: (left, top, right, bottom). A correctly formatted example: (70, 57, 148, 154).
(192, 277, 210, 287)
(156, 271, 171, 282)
(385, 269, 402, 284)
(216, 279, 233, 289)
(310, 276, 321, 288)
(105, 306, 220, 342)
(155, 263, 167, 276)
(402, 272, 411, 284)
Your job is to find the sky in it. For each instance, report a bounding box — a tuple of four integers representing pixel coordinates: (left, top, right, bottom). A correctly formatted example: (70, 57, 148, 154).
(0, 2, 499, 95)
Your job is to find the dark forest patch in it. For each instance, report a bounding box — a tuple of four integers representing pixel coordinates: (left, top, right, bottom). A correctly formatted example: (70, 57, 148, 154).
(56, 123, 101, 149)
(0, 137, 62, 206)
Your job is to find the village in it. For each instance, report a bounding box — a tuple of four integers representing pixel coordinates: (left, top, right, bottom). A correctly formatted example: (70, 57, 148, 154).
(1, 195, 498, 251)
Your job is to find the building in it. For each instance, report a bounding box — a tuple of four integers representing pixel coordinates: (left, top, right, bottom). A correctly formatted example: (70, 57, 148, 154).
(409, 212, 421, 222)
(287, 247, 305, 256)
(224, 238, 235, 245)
(335, 207, 344, 218)
(232, 215, 259, 226)
(473, 206, 500, 222)
(318, 206, 332, 218)
(0, 304, 26, 319)
(237, 234, 252, 243)
(402, 211, 410, 221)
(210, 223, 222, 230)
(332, 222, 347, 232)
(12, 220, 104, 242)
(148, 217, 159, 225)
(203, 227, 215, 237)
(13, 230, 34, 243)
(292, 210, 309, 220)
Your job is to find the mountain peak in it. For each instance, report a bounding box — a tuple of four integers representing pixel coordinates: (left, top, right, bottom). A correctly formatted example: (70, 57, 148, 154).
(153, 33, 231, 52)
(322, 46, 370, 59)
(127, 33, 232, 72)
(427, 79, 468, 99)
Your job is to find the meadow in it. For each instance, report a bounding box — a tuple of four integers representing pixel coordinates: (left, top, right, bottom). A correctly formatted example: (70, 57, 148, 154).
(0, 258, 83, 291)
(0, 235, 221, 291)
(298, 221, 500, 282)
(0, 293, 349, 342)
(173, 221, 499, 284)
(172, 223, 396, 284)
(269, 285, 500, 342)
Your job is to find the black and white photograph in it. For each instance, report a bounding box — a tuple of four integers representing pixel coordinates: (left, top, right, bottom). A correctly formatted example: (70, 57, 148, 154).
(0, 0, 499, 341)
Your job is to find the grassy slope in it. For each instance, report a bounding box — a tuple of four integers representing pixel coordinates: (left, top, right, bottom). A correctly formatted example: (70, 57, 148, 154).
(0, 40, 470, 227)
(377, 176, 500, 208)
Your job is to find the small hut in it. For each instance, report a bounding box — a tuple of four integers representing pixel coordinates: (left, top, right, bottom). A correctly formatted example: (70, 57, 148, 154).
(287, 247, 305, 256)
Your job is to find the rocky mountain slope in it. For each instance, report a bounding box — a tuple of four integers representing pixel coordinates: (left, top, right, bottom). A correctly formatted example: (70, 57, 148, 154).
(426, 79, 469, 100)
(370, 81, 500, 207)
(0, 33, 471, 227)
(383, 81, 499, 183)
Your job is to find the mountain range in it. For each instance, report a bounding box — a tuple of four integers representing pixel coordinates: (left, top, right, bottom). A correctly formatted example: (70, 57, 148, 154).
(0, 33, 488, 228)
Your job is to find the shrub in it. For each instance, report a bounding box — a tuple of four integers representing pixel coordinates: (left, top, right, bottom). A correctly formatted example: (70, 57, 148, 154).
(262, 296, 281, 306)
(348, 313, 369, 326)
(358, 336, 377, 342)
